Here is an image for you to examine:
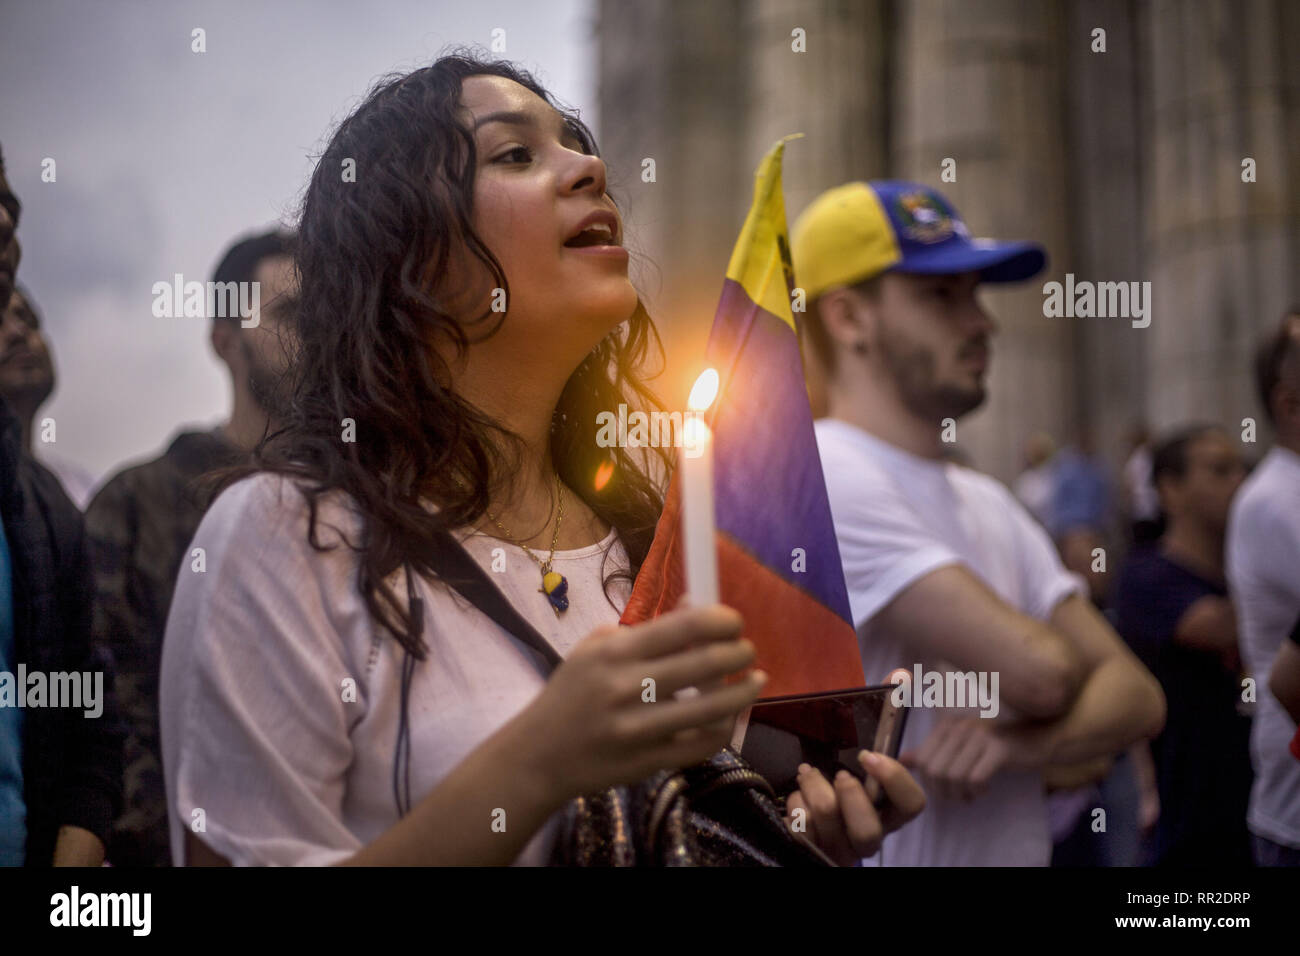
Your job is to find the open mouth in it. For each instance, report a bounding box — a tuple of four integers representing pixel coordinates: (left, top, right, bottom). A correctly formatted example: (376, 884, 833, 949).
(562, 206, 625, 252)
(563, 222, 619, 249)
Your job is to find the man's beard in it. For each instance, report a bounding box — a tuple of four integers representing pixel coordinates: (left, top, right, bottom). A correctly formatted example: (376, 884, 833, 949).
(0, 374, 53, 417)
(241, 338, 285, 415)
(879, 328, 987, 423)
(0, 355, 54, 415)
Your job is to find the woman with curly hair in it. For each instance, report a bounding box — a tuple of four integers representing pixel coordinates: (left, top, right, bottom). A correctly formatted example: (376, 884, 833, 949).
(159, 51, 921, 866)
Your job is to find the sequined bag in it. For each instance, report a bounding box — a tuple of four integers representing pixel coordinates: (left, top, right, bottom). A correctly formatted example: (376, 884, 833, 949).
(418, 532, 834, 867)
(551, 748, 835, 866)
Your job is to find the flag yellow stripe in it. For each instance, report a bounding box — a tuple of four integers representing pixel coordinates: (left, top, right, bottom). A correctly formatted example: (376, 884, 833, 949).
(724, 134, 802, 333)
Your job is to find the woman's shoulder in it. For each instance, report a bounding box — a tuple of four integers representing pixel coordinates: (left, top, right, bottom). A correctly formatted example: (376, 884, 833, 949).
(167, 472, 374, 665)
(198, 470, 366, 553)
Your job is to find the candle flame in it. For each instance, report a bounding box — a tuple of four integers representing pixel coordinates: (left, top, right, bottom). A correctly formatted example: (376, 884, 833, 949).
(688, 368, 720, 412)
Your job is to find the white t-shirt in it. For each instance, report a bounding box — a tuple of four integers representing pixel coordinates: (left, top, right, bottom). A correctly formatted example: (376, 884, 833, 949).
(1123, 446, 1159, 522)
(1012, 463, 1055, 528)
(1226, 445, 1300, 849)
(159, 471, 631, 866)
(814, 419, 1085, 866)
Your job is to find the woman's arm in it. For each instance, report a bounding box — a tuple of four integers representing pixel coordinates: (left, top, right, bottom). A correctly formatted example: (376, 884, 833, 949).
(187, 714, 560, 867)
(349, 606, 765, 864)
(183, 601, 765, 866)
(341, 713, 564, 865)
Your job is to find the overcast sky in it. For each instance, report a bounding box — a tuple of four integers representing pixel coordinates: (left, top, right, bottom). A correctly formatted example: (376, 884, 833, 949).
(0, 0, 596, 485)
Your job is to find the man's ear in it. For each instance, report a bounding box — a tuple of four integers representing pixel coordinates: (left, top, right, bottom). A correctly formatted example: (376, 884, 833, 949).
(818, 286, 871, 357)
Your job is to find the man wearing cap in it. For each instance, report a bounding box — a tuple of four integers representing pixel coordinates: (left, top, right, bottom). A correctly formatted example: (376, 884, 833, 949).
(791, 181, 1165, 866)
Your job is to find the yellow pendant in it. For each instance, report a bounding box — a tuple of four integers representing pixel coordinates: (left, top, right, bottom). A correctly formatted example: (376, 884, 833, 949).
(540, 570, 569, 613)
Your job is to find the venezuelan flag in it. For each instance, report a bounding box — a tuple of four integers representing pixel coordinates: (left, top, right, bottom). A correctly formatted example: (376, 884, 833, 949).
(619, 136, 865, 698)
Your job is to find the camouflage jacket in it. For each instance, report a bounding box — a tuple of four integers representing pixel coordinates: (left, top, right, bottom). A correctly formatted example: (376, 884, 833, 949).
(84, 427, 242, 866)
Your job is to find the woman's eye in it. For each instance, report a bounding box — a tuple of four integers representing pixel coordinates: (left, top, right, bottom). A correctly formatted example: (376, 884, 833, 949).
(493, 145, 532, 164)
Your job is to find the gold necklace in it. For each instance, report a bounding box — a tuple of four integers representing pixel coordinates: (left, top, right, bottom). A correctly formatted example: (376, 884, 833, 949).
(484, 472, 570, 615)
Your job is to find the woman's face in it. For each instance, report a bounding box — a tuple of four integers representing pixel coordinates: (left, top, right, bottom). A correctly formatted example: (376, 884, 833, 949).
(449, 74, 636, 372)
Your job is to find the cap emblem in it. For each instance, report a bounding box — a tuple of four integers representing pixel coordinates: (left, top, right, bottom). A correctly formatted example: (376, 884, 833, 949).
(895, 191, 957, 243)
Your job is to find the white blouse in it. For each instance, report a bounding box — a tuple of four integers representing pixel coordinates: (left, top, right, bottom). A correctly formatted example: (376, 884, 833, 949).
(159, 471, 631, 866)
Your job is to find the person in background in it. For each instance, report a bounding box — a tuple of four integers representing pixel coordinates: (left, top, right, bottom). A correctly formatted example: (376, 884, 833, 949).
(0, 286, 99, 508)
(1121, 422, 1162, 547)
(791, 179, 1165, 866)
(1112, 424, 1252, 866)
(0, 140, 123, 867)
(1227, 309, 1300, 866)
(1268, 615, 1300, 762)
(1012, 431, 1056, 529)
(0, 146, 15, 312)
(1050, 428, 1113, 607)
(84, 229, 296, 866)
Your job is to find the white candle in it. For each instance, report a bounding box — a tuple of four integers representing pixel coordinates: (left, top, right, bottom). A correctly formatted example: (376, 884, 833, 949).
(682, 369, 720, 606)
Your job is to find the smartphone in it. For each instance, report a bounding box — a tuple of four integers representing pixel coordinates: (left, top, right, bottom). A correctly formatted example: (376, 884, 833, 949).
(732, 684, 909, 806)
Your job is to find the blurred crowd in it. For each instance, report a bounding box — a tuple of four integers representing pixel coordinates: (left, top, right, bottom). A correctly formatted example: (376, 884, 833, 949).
(1, 141, 298, 865)
(3, 115, 1299, 867)
(1010, 411, 1300, 867)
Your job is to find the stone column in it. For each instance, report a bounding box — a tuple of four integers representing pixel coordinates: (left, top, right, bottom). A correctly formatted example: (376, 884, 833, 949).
(742, 0, 891, 224)
(892, 0, 1076, 483)
(1064, 0, 1147, 471)
(1142, 0, 1300, 444)
(596, 0, 751, 406)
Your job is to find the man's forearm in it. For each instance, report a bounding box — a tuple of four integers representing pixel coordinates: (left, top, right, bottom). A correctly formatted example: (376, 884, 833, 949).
(1043, 754, 1113, 791)
(1269, 639, 1300, 724)
(1000, 655, 1165, 770)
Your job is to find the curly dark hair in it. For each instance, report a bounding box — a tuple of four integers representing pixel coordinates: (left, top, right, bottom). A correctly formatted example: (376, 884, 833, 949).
(209, 50, 672, 660)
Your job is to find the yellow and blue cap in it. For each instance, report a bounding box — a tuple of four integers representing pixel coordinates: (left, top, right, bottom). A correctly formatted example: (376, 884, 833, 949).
(790, 180, 1046, 301)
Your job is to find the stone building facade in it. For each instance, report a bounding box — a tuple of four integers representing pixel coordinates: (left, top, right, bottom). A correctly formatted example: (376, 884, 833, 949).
(594, 0, 1298, 484)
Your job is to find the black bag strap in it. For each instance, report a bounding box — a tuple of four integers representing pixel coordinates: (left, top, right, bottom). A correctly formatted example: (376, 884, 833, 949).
(408, 529, 565, 673)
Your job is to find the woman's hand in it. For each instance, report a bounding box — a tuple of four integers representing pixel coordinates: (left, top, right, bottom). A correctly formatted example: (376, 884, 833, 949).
(512, 602, 765, 803)
(785, 751, 926, 866)
(356, 601, 758, 866)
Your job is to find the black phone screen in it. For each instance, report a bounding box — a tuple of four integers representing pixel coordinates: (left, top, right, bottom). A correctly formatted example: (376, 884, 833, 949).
(736, 684, 909, 799)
